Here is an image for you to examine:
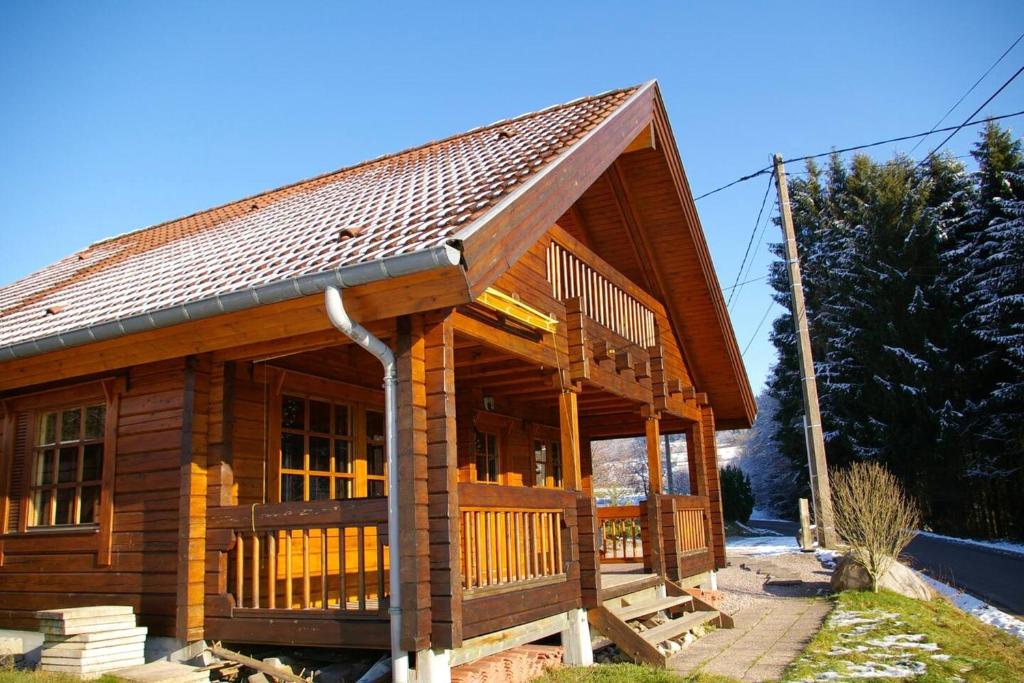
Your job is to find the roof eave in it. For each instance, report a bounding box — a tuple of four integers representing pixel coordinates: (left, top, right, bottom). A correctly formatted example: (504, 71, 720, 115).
(0, 242, 464, 363)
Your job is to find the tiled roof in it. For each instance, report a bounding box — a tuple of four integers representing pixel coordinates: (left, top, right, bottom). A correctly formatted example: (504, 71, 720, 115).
(0, 86, 637, 351)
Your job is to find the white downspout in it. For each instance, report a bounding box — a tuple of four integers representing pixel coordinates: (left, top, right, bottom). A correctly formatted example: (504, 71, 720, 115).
(324, 286, 408, 683)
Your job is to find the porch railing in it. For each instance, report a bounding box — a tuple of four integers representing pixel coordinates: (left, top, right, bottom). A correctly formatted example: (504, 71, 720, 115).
(459, 483, 576, 596)
(659, 494, 714, 581)
(207, 497, 388, 616)
(597, 504, 644, 563)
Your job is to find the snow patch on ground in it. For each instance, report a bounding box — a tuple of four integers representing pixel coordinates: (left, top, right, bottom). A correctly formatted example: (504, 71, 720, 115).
(799, 609, 940, 681)
(815, 548, 839, 570)
(726, 535, 800, 556)
(918, 572, 1024, 641)
(736, 521, 785, 537)
(917, 530, 1024, 557)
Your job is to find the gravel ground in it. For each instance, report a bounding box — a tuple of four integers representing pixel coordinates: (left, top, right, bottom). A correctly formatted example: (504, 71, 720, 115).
(717, 545, 832, 615)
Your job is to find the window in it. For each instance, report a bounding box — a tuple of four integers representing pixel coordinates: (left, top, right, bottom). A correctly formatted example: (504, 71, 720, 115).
(474, 430, 499, 483)
(280, 395, 355, 502)
(365, 410, 386, 497)
(30, 405, 105, 527)
(533, 439, 562, 488)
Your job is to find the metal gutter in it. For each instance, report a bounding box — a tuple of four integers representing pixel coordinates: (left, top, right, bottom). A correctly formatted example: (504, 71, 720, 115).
(0, 242, 463, 362)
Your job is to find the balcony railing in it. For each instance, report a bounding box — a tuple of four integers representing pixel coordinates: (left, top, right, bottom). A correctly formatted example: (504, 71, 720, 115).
(547, 227, 659, 349)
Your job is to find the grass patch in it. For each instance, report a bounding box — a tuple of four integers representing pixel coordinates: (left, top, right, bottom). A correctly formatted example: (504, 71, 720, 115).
(536, 663, 737, 683)
(783, 590, 1024, 682)
(0, 671, 122, 683)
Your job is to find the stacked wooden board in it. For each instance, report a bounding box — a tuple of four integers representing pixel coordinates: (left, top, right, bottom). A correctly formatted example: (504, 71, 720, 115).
(0, 636, 25, 668)
(36, 606, 147, 678)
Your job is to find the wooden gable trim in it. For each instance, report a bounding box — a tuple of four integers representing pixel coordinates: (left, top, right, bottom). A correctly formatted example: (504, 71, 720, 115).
(455, 83, 658, 298)
(647, 88, 756, 427)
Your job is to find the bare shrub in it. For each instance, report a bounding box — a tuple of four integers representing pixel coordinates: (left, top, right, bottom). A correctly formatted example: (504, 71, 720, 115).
(830, 461, 920, 592)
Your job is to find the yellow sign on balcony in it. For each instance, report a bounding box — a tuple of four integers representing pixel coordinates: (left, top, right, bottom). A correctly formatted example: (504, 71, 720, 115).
(477, 287, 559, 333)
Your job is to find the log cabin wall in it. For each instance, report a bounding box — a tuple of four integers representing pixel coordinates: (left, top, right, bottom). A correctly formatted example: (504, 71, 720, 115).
(0, 358, 191, 635)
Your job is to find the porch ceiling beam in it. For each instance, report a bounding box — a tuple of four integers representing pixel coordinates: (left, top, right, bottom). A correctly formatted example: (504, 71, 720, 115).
(451, 311, 561, 369)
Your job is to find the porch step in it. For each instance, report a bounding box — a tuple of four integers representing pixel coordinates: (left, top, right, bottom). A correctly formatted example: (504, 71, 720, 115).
(639, 609, 721, 646)
(611, 594, 692, 622)
(588, 577, 731, 668)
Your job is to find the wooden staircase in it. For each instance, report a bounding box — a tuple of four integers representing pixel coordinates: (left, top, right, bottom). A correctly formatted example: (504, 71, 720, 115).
(588, 574, 733, 667)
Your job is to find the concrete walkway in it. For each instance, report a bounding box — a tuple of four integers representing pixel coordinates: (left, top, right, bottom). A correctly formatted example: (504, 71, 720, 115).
(671, 597, 830, 681)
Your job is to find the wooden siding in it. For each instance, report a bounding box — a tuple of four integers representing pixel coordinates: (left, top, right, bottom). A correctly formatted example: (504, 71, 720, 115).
(0, 359, 189, 635)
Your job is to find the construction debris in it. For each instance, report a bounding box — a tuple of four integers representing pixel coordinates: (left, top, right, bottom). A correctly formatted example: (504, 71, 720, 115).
(207, 644, 309, 683)
(450, 645, 562, 683)
(36, 605, 147, 678)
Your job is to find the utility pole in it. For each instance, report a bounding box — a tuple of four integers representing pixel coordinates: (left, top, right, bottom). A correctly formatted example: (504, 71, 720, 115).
(773, 154, 837, 548)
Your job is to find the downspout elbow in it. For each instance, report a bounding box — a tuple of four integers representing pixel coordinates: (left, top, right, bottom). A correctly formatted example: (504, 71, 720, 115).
(324, 286, 395, 372)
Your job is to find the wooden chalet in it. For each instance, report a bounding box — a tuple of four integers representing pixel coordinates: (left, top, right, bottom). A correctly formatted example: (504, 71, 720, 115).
(0, 81, 755, 679)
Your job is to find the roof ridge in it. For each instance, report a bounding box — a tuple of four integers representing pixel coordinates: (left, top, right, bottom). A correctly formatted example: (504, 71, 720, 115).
(86, 83, 643, 250)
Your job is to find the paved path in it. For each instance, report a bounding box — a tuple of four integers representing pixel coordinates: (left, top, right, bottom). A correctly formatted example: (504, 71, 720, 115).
(671, 597, 830, 681)
(750, 519, 1024, 617)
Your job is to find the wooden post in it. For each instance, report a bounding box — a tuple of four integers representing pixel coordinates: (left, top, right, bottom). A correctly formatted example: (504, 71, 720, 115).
(424, 311, 462, 649)
(663, 433, 672, 494)
(644, 415, 663, 495)
(396, 315, 432, 652)
(798, 498, 814, 551)
(177, 355, 210, 643)
(697, 404, 727, 569)
(558, 390, 582, 491)
(774, 154, 837, 548)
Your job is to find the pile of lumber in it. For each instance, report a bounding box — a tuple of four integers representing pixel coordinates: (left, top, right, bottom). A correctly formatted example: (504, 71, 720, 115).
(36, 605, 147, 677)
(0, 636, 25, 668)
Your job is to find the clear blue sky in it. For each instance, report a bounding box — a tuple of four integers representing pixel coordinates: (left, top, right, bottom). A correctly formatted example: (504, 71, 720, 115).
(2, 1, 1023, 393)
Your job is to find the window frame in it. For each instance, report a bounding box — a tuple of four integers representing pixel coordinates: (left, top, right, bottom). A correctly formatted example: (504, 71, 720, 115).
(0, 377, 121, 567)
(278, 394, 357, 503)
(530, 424, 563, 489)
(473, 429, 500, 484)
(29, 404, 106, 528)
(265, 369, 387, 504)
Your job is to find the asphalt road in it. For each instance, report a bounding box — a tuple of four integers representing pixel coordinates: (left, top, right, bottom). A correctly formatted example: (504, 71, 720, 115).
(742, 519, 1024, 618)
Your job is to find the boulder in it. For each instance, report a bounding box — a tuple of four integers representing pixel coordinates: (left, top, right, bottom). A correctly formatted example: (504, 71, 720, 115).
(830, 555, 933, 600)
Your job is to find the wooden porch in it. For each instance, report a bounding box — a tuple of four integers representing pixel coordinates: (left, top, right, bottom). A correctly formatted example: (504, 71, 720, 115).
(197, 218, 727, 654)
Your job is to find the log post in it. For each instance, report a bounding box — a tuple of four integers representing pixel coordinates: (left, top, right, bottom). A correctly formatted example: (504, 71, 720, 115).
(424, 311, 462, 649)
(558, 390, 583, 492)
(395, 315, 432, 652)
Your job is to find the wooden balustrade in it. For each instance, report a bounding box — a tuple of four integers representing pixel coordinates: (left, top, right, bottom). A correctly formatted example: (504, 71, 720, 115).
(674, 506, 708, 554)
(597, 505, 644, 563)
(547, 233, 657, 349)
(208, 498, 388, 616)
(658, 494, 714, 581)
(458, 483, 575, 596)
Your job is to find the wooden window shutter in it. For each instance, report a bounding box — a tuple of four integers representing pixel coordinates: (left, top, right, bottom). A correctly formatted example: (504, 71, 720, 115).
(7, 412, 30, 532)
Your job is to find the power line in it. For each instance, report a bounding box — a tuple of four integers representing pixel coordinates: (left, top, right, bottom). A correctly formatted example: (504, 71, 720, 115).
(742, 300, 776, 356)
(694, 108, 1024, 200)
(918, 64, 1024, 167)
(721, 273, 769, 292)
(732, 199, 778, 304)
(909, 31, 1024, 155)
(727, 171, 774, 309)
